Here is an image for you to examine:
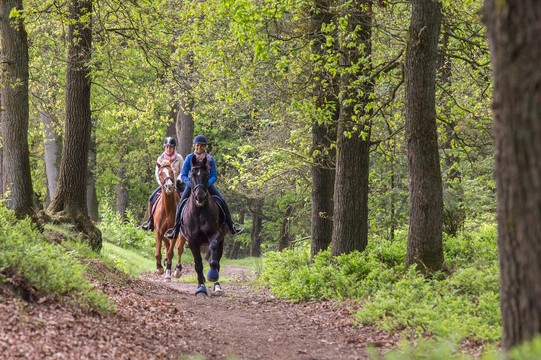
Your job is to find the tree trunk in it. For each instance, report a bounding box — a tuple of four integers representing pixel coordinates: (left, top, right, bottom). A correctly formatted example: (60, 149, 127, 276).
(47, 0, 101, 250)
(115, 166, 128, 219)
(250, 198, 263, 257)
(41, 110, 62, 206)
(331, 0, 372, 257)
(176, 53, 195, 158)
(87, 132, 98, 221)
(0, 0, 34, 218)
(309, 0, 337, 258)
(278, 204, 294, 251)
(439, 29, 464, 236)
(404, 0, 444, 273)
(484, 0, 541, 351)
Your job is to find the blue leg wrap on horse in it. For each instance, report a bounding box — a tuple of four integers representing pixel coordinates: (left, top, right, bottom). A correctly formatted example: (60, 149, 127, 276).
(207, 268, 219, 282)
(196, 285, 208, 295)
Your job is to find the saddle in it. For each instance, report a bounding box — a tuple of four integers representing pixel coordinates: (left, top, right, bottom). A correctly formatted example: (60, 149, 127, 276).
(179, 195, 226, 233)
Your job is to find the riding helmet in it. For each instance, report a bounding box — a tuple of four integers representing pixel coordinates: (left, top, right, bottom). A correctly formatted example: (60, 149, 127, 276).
(193, 135, 207, 145)
(163, 137, 177, 147)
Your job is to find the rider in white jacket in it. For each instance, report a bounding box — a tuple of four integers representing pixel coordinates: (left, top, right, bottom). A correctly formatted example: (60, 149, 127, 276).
(141, 137, 184, 231)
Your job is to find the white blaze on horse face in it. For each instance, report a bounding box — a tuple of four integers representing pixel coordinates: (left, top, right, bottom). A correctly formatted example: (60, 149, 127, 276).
(162, 167, 175, 194)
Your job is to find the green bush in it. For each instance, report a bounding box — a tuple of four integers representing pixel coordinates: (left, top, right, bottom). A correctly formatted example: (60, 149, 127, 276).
(0, 204, 112, 312)
(99, 205, 153, 250)
(260, 223, 501, 343)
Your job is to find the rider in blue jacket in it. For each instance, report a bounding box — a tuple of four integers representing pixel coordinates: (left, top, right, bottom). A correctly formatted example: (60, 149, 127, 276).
(166, 135, 242, 239)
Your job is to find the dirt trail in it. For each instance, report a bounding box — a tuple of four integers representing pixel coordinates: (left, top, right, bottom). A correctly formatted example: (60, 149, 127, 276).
(0, 262, 398, 359)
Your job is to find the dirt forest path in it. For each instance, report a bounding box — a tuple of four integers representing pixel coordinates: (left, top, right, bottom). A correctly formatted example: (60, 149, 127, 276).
(0, 261, 399, 360)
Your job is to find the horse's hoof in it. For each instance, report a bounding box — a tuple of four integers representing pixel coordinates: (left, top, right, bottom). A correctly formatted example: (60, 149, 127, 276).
(173, 269, 182, 278)
(213, 282, 224, 296)
(156, 267, 164, 275)
(164, 269, 171, 282)
(207, 268, 219, 282)
(195, 285, 208, 296)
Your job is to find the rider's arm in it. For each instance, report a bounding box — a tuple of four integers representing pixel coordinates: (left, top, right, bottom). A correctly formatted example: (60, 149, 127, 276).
(174, 155, 185, 181)
(181, 154, 192, 185)
(208, 155, 217, 186)
(155, 156, 162, 185)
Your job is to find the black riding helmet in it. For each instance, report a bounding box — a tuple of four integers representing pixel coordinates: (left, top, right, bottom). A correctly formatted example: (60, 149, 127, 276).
(164, 137, 177, 147)
(193, 135, 207, 145)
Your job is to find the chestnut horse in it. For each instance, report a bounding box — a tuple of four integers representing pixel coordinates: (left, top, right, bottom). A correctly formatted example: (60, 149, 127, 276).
(154, 161, 185, 281)
(181, 155, 228, 295)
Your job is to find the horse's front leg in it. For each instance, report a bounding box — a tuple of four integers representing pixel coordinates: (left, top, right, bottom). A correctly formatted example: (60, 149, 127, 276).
(163, 237, 173, 281)
(155, 232, 164, 275)
(173, 235, 186, 278)
(206, 236, 223, 282)
(190, 242, 207, 295)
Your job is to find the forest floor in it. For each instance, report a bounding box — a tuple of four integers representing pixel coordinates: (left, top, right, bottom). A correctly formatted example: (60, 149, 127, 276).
(0, 260, 403, 360)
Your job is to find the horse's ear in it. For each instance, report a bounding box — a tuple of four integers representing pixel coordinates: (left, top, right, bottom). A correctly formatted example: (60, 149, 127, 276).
(156, 162, 161, 168)
(201, 155, 207, 165)
(191, 155, 197, 166)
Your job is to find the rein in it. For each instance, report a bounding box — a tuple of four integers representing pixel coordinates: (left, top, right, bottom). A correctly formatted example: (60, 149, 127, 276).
(159, 165, 174, 186)
(192, 183, 207, 194)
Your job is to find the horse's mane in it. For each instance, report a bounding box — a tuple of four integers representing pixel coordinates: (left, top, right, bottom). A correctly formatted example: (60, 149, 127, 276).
(193, 154, 211, 171)
(160, 160, 172, 167)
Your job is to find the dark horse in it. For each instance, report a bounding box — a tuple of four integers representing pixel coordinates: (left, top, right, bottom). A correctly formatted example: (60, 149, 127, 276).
(181, 155, 228, 295)
(154, 161, 185, 281)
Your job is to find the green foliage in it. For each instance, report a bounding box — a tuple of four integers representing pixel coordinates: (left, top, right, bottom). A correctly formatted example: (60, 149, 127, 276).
(509, 336, 541, 360)
(100, 242, 157, 276)
(0, 205, 111, 312)
(261, 223, 501, 343)
(369, 338, 472, 360)
(98, 204, 153, 250)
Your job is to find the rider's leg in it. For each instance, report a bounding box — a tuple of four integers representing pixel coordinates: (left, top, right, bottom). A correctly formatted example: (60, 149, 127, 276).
(165, 185, 191, 239)
(208, 185, 242, 235)
(142, 186, 161, 231)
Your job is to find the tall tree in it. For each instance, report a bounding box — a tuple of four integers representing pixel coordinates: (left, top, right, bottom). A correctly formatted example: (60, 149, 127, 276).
(47, 0, 101, 250)
(404, 0, 444, 272)
(309, 0, 337, 257)
(331, 0, 372, 256)
(0, 0, 34, 218)
(484, 0, 541, 352)
(41, 110, 61, 205)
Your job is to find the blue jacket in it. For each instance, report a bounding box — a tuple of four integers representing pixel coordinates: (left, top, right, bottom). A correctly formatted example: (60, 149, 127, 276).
(181, 153, 217, 186)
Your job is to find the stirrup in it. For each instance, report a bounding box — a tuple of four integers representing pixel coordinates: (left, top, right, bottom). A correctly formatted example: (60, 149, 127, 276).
(164, 228, 176, 240)
(231, 223, 243, 235)
(141, 221, 151, 231)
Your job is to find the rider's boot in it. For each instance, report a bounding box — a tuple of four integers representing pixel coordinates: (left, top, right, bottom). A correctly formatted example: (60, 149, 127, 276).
(165, 224, 179, 240)
(227, 218, 243, 235)
(141, 202, 154, 231)
(141, 217, 152, 231)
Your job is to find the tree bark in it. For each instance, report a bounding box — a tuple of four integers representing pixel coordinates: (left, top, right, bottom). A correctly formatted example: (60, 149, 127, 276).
(309, 0, 337, 258)
(484, 0, 541, 351)
(250, 198, 263, 257)
(278, 204, 294, 251)
(115, 166, 128, 218)
(47, 0, 101, 250)
(87, 132, 98, 221)
(0, 0, 34, 218)
(176, 52, 195, 158)
(331, 0, 372, 257)
(404, 0, 444, 272)
(41, 110, 61, 206)
(439, 29, 464, 236)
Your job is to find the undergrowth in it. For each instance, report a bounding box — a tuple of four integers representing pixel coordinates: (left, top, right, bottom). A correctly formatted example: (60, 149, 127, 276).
(0, 205, 112, 312)
(260, 223, 502, 352)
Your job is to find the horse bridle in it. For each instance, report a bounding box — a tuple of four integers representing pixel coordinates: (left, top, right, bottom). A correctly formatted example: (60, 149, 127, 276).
(159, 165, 174, 186)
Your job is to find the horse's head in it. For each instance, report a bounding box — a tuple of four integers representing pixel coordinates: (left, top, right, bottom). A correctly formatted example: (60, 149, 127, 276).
(158, 161, 175, 195)
(190, 155, 210, 207)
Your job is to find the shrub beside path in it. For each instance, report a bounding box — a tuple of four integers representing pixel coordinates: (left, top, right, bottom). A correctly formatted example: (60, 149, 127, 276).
(0, 261, 399, 359)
